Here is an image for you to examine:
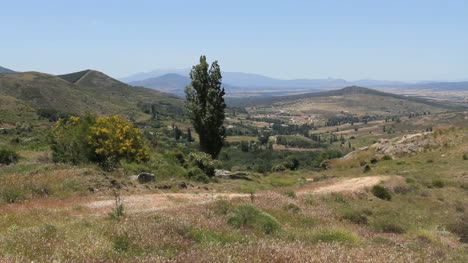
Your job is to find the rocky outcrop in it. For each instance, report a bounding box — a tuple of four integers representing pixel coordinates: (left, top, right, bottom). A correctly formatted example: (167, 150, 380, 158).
(131, 172, 156, 183)
(343, 132, 437, 159)
(371, 132, 436, 156)
(214, 169, 251, 180)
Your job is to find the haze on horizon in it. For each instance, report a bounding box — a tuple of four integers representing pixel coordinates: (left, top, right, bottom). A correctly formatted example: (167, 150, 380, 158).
(1, 0, 467, 82)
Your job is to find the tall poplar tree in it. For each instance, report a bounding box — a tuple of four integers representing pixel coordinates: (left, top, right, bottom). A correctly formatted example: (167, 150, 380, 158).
(185, 56, 226, 158)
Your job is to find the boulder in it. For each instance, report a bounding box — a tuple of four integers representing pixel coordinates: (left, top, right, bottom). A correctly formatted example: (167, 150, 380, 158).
(214, 169, 251, 180)
(215, 169, 232, 179)
(135, 172, 156, 183)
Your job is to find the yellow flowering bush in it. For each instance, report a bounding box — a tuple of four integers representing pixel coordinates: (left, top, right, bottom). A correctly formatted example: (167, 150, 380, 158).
(50, 114, 149, 168)
(88, 115, 149, 166)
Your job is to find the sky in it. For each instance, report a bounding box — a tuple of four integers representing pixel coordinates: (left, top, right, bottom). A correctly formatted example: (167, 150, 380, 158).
(1, 0, 467, 81)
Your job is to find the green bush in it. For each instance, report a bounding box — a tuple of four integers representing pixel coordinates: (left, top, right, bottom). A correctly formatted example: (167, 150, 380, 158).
(284, 157, 300, 171)
(363, 164, 371, 173)
(228, 204, 281, 234)
(342, 208, 371, 225)
(271, 164, 286, 172)
(381, 155, 393, 160)
(188, 152, 216, 177)
(112, 233, 133, 252)
(373, 219, 406, 234)
(0, 186, 26, 204)
(463, 153, 468, 160)
(211, 199, 233, 215)
(0, 148, 20, 165)
(50, 114, 148, 169)
(405, 177, 416, 183)
(371, 185, 392, 200)
(447, 216, 468, 243)
(186, 167, 209, 183)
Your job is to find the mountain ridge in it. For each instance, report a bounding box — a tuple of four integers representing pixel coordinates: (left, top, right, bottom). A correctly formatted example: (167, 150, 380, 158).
(0, 66, 16, 73)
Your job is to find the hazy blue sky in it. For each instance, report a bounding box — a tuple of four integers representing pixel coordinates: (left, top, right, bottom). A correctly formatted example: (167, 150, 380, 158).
(2, 0, 467, 81)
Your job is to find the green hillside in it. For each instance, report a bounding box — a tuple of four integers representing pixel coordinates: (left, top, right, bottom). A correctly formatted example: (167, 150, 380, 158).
(0, 70, 184, 123)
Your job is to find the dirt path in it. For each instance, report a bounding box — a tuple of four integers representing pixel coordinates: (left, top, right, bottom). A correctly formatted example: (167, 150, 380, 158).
(83, 175, 395, 214)
(297, 175, 393, 195)
(86, 193, 248, 214)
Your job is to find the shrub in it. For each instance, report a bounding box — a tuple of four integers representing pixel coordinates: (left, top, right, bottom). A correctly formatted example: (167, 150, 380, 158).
(283, 189, 296, 198)
(271, 164, 286, 172)
(211, 199, 233, 215)
(342, 209, 370, 225)
(463, 153, 468, 160)
(0, 186, 26, 204)
(88, 115, 149, 168)
(50, 115, 149, 169)
(381, 155, 392, 160)
(187, 152, 216, 177)
(186, 167, 209, 183)
(109, 193, 125, 219)
(432, 179, 445, 188)
(370, 158, 378, 164)
(37, 108, 73, 122)
(405, 177, 416, 183)
(49, 115, 95, 164)
(112, 233, 133, 252)
(284, 157, 300, 171)
(363, 164, 371, 173)
(373, 219, 406, 234)
(447, 216, 468, 243)
(371, 185, 392, 200)
(0, 148, 20, 165)
(228, 204, 281, 234)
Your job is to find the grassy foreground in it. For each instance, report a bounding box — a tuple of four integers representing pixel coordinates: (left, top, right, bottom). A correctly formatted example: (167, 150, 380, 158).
(0, 129, 466, 262)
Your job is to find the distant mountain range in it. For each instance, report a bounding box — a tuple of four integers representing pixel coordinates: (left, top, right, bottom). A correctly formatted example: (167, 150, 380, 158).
(123, 69, 467, 97)
(0, 66, 16, 73)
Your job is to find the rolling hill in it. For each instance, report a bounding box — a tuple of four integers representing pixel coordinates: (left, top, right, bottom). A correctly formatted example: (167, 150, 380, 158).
(229, 86, 466, 117)
(0, 70, 184, 123)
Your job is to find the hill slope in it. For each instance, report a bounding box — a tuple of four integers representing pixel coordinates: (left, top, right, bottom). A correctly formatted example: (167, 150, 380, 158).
(230, 86, 465, 117)
(0, 70, 184, 123)
(0, 66, 16, 73)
